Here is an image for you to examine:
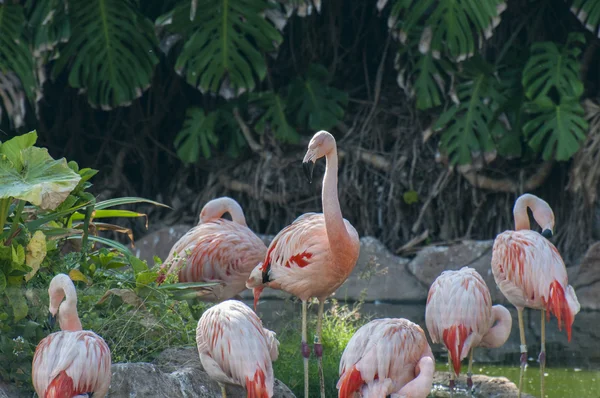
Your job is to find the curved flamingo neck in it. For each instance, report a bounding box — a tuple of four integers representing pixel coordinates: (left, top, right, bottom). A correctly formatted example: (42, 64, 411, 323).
(51, 277, 83, 332)
(223, 201, 247, 226)
(480, 305, 512, 348)
(322, 146, 350, 260)
(513, 194, 554, 232)
(396, 355, 434, 398)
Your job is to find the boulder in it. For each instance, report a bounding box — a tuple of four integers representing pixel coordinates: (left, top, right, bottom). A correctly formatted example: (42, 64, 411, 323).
(407, 240, 508, 304)
(572, 241, 600, 311)
(108, 347, 295, 397)
(429, 371, 535, 397)
(132, 224, 192, 264)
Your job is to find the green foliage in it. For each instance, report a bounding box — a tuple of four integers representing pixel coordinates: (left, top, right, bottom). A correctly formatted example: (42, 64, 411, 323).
(52, 0, 159, 109)
(569, 0, 600, 36)
(250, 91, 299, 143)
(175, 108, 219, 163)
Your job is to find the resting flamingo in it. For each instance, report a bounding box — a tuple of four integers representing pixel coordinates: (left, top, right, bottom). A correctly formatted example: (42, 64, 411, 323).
(246, 130, 361, 398)
(337, 318, 435, 398)
(425, 267, 512, 394)
(491, 193, 580, 397)
(32, 273, 111, 398)
(157, 197, 266, 305)
(196, 300, 279, 398)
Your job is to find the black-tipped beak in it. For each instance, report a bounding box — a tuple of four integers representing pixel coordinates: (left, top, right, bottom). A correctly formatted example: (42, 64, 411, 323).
(541, 229, 553, 239)
(303, 161, 314, 184)
(47, 313, 56, 330)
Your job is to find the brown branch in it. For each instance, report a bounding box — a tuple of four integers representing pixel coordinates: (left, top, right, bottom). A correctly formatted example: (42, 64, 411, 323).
(232, 107, 262, 153)
(219, 175, 289, 204)
(338, 148, 392, 171)
(457, 161, 553, 193)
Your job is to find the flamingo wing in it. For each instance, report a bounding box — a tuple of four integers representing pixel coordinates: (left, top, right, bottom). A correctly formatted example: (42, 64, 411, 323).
(492, 230, 580, 340)
(32, 331, 111, 398)
(196, 300, 278, 397)
(338, 318, 429, 398)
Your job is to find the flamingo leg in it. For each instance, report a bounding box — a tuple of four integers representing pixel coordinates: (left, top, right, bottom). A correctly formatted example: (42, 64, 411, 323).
(539, 309, 546, 398)
(219, 383, 227, 398)
(517, 308, 527, 398)
(467, 348, 474, 395)
(448, 353, 455, 397)
(301, 300, 310, 398)
(314, 299, 325, 398)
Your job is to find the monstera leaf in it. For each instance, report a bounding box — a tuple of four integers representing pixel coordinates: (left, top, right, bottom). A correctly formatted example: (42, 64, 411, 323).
(174, 108, 219, 163)
(0, 146, 81, 210)
(434, 58, 505, 165)
(522, 33, 585, 102)
(569, 0, 600, 37)
(159, 0, 283, 97)
(250, 91, 299, 143)
(52, 0, 159, 110)
(523, 97, 588, 161)
(385, 0, 506, 62)
(288, 64, 348, 131)
(26, 0, 70, 60)
(0, 4, 36, 126)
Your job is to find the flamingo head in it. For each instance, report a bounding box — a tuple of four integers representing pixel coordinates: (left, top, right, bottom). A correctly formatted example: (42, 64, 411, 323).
(199, 197, 241, 224)
(302, 130, 336, 183)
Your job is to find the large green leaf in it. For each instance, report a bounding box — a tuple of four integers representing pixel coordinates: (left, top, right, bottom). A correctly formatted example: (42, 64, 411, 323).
(523, 97, 588, 161)
(569, 0, 600, 37)
(288, 64, 348, 132)
(0, 72, 27, 129)
(0, 131, 38, 171)
(26, 0, 70, 59)
(250, 91, 299, 143)
(0, 147, 81, 210)
(522, 33, 585, 102)
(52, 0, 159, 110)
(434, 58, 505, 165)
(174, 108, 219, 163)
(385, 0, 506, 61)
(159, 0, 283, 96)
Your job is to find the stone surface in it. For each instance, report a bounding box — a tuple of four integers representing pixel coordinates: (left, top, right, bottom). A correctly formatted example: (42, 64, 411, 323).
(407, 240, 508, 304)
(0, 381, 27, 398)
(429, 372, 535, 398)
(108, 347, 295, 397)
(132, 224, 193, 264)
(572, 241, 600, 311)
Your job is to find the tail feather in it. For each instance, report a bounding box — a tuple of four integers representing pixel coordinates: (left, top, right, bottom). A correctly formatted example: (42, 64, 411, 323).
(338, 365, 364, 398)
(442, 325, 469, 376)
(546, 280, 579, 342)
(46, 370, 80, 398)
(245, 368, 270, 398)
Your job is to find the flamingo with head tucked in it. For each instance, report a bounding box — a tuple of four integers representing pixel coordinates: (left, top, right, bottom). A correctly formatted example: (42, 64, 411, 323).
(425, 266, 512, 394)
(157, 197, 266, 304)
(196, 300, 279, 398)
(337, 318, 435, 398)
(491, 193, 580, 397)
(246, 130, 361, 398)
(32, 273, 112, 398)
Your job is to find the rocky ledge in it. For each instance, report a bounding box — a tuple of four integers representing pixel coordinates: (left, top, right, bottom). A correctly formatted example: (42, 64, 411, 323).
(429, 372, 535, 398)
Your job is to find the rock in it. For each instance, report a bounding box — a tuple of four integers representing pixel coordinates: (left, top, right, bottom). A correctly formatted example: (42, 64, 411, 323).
(429, 371, 535, 397)
(572, 241, 600, 311)
(0, 381, 28, 398)
(132, 225, 192, 264)
(407, 240, 508, 304)
(108, 347, 295, 398)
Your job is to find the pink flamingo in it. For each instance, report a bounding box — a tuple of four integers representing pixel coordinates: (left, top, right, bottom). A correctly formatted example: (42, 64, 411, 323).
(246, 130, 361, 398)
(196, 300, 279, 398)
(337, 318, 435, 398)
(491, 193, 580, 397)
(425, 266, 512, 394)
(32, 274, 112, 398)
(157, 197, 266, 303)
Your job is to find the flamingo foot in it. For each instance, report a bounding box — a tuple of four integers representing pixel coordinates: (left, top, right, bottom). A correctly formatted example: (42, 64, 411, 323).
(301, 342, 310, 358)
(520, 352, 527, 367)
(449, 379, 455, 390)
(538, 351, 546, 365)
(314, 343, 323, 358)
(467, 373, 473, 390)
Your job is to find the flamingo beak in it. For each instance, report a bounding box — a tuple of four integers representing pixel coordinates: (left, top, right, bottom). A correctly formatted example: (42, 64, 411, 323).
(47, 312, 56, 329)
(302, 161, 315, 184)
(541, 229, 553, 239)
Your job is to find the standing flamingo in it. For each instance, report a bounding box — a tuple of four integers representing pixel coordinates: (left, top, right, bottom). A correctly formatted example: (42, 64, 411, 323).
(32, 273, 112, 398)
(196, 300, 279, 398)
(157, 197, 266, 305)
(337, 318, 435, 398)
(425, 267, 512, 394)
(246, 130, 361, 398)
(491, 193, 580, 397)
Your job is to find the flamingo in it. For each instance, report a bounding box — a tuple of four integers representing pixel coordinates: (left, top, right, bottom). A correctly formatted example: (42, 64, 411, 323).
(157, 197, 266, 305)
(337, 318, 435, 398)
(246, 130, 361, 398)
(32, 273, 112, 398)
(491, 193, 580, 397)
(425, 266, 512, 394)
(196, 300, 279, 398)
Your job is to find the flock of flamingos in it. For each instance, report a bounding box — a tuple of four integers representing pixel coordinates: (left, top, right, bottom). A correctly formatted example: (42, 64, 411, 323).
(31, 131, 580, 398)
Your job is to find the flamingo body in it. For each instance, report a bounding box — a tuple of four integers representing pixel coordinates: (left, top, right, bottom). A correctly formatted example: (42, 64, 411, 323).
(196, 300, 279, 398)
(161, 197, 266, 301)
(426, 267, 510, 376)
(337, 318, 434, 398)
(491, 230, 580, 340)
